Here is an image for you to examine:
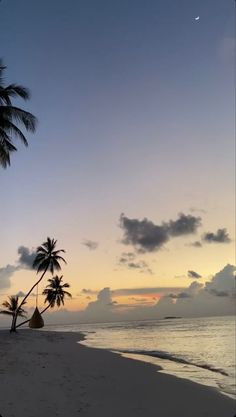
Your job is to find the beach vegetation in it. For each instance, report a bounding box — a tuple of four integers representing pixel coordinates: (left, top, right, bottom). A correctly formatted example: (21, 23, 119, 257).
(0, 59, 37, 168)
(0, 296, 27, 330)
(16, 275, 72, 329)
(11, 237, 66, 332)
(41, 275, 72, 312)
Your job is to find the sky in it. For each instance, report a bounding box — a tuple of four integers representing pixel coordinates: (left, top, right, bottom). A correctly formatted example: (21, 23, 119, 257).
(0, 0, 235, 325)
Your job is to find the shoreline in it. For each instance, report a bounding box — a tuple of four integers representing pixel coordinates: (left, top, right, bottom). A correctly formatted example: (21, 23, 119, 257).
(0, 329, 235, 417)
(115, 350, 235, 400)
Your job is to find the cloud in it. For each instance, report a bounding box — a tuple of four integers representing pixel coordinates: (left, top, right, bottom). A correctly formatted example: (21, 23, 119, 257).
(24, 264, 235, 326)
(189, 207, 206, 214)
(168, 281, 203, 299)
(120, 213, 201, 252)
(202, 228, 231, 244)
(190, 228, 231, 247)
(79, 288, 118, 321)
(118, 252, 153, 274)
(0, 245, 37, 291)
(165, 214, 201, 237)
(204, 264, 235, 297)
(119, 252, 136, 263)
(17, 246, 36, 269)
(168, 292, 192, 299)
(120, 214, 168, 252)
(0, 265, 20, 290)
(190, 241, 202, 248)
(15, 291, 26, 297)
(188, 270, 202, 279)
(128, 297, 150, 302)
(96, 287, 112, 304)
(208, 289, 229, 297)
(187, 281, 204, 295)
(113, 287, 185, 297)
(81, 240, 99, 250)
(81, 288, 98, 295)
(128, 261, 152, 274)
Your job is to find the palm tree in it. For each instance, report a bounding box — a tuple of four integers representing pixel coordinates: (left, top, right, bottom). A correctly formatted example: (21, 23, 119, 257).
(0, 296, 27, 332)
(41, 275, 72, 313)
(16, 275, 72, 329)
(0, 59, 37, 168)
(12, 237, 66, 331)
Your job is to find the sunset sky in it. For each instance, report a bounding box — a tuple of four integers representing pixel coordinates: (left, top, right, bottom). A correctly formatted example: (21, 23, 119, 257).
(0, 0, 235, 323)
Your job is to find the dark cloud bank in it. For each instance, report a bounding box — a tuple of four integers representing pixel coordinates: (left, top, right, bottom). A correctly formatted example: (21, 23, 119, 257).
(120, 213, 202, 252)
(119, 212, 231, 252)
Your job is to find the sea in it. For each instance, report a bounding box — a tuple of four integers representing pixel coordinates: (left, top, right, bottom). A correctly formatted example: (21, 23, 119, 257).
(46, 315, 235, 399)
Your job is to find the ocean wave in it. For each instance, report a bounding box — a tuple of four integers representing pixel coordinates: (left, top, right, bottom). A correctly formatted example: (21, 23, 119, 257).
(119, 349, 229, 377)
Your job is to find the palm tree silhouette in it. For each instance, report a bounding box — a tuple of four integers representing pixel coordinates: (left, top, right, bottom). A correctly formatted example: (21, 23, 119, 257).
(0, 296, 27, 331)
(16, 275, 71, 329)
(16, 275, 72, 329)
(41, 275, 72, 313)
(0, 60, 37, 168)
(12, 238, 66, 332)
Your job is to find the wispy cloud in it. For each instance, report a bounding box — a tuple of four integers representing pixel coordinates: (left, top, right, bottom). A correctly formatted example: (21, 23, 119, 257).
(0, 245, 36, 291)
(189, 207, 207, 214)
(189, 241, 202, 248)
(113, 287, 185, 297)
(81, 240, 99, 250)
(0, 265, 20, 290)
(188, 270, 202, 279)
(118, 252, 153, 274)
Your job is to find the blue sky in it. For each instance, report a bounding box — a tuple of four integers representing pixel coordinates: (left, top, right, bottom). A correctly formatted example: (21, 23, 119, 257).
(0, 0, 235, 318)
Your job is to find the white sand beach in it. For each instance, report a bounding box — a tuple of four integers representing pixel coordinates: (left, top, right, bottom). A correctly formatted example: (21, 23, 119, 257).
(0, 329, 235, 417)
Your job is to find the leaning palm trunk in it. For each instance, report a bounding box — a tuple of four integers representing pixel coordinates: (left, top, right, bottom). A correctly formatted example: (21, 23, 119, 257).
(12, 269, 48, 331)
(16, 302, 52, 329)
(15, 317, 30, 329)
(13, 238, 66, 332)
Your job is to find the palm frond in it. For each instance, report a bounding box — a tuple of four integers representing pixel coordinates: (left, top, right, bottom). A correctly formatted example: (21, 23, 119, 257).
(52, 249, 66, 255)
(42, 275, 71, 310)
(54, 255, 67, 264)
(61, 283, 70, 288)
(0, 134, 16, 167)
(0, 62, 37, 168)
(35, 259, 50, 273)
(0, 119, 28, 145)
(1, 295, 27, 317)
(0, 59, 6, 86)
(0, 311, 13, 316)
(49, 258, 61, 274)
(4, 84, 30, 101)
(1, 106, 37, 132)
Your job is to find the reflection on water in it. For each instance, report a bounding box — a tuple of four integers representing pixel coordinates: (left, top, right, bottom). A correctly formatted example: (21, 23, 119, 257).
(46, 315, 236, 399)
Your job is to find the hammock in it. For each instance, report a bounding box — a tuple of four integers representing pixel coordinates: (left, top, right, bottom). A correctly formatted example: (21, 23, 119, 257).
(28, 283, 44, 328)
(29, 306, 44, 329)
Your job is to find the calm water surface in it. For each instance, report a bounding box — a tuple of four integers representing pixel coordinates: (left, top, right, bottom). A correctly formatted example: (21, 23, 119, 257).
(47, 316, 235, 399)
